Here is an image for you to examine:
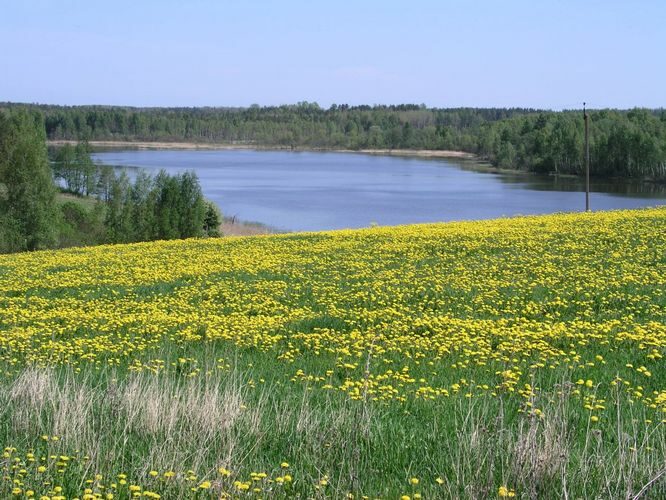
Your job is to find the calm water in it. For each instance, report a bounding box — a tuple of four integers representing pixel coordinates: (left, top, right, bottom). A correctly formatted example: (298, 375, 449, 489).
(93, 150, 666, 232)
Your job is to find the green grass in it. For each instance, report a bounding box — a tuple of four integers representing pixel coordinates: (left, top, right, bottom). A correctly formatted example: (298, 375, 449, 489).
(0, 207, 664, 498)
(56, 191, 102, 212)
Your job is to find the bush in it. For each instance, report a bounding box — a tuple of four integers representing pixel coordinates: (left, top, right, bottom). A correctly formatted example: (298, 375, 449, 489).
(203, 200, 222, 237)
(57, 200, 106, 248)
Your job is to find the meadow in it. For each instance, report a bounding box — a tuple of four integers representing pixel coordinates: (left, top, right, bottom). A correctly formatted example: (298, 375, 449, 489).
(0, 207, 664, 499)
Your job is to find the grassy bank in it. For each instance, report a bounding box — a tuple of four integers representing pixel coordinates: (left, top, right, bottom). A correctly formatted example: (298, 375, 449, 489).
(221, 217, 276, 236)
(0, 208, 664, 498)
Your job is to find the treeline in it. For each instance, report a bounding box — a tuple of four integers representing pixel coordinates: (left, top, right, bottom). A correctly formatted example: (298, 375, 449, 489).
(475, 109, 666, 179)
(2, 102, 665, 179)
(0, 109, 221, 254)
(103, 170, 221, 244)
(14, 102, 537, 151)
(57, 168, 221, 250)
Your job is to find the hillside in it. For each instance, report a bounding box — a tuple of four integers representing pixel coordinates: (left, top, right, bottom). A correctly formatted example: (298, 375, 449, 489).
(0, 208, 665, 498)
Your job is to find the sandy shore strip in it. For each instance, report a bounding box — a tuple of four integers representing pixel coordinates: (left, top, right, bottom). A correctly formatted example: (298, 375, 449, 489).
(48, 140, 260, 151)
(47, 140, 476, 159)
(350, 148, 476, 159)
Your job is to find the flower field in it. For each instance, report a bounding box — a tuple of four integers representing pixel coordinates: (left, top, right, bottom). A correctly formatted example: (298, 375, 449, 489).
(0, 207, 664, 498)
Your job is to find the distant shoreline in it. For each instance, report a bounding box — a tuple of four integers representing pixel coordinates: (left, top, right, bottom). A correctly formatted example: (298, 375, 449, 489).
(46, 140, 477, 160)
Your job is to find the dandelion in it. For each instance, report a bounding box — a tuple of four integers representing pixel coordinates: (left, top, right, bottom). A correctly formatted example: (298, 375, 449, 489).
(498, 485, 516, 497)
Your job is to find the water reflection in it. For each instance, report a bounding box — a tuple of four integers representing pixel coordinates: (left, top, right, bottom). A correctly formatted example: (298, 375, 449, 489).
(498, 173, 666, 197)
(446, 158, 666, 197)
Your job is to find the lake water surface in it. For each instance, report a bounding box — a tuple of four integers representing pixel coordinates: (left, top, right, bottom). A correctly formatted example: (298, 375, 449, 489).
(93, 150, 666, 232)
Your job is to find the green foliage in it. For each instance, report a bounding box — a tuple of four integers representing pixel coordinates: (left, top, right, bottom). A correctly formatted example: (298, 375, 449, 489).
(75, 141, 96, 195)
(203, 200, 222, 236)
(478, 110, 666, 178)
(57, 199, 106, 248)
(104, 170, 133, 243)
(177, 171, 206, 238)
(0, 109, 59, 251)
(53, 145, 216, 247)
(130, 171, 157, 242)
(54, 141, 100, 195)
(53, 143, 75, 188)
(0, 216, 23, 254)
(4, 102, 663, 179)
(152, 170, 182, 241)
(105, 169, 209, 244)
(0, 110, 222, 254)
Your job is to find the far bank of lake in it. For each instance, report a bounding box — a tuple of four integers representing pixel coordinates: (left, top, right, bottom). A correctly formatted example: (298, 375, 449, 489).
(92, 149, 666, 233)
(50, 140, 475, 159)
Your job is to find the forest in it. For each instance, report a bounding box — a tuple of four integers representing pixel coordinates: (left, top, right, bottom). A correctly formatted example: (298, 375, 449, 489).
(3, 102, 666, 180)
(0, 109, 220, 254)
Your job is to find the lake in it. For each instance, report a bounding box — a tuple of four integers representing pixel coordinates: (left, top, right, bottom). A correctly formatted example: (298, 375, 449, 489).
(93, 150, 666, 232)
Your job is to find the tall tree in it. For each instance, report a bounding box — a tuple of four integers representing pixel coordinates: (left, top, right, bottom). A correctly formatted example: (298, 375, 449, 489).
(203, 200, 222, 237)
(104, 171, 133, 243)
(53, 143, 75, 190)
(153, 170, 181, 240)
(130, 170, 156, 241)
(74, 141, 96, 196)
(177, 171, 205, 238)
(0, 110, 58, 252)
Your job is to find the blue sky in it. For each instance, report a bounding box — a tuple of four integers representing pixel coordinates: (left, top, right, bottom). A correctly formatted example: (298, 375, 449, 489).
(1, 0, 664, 109)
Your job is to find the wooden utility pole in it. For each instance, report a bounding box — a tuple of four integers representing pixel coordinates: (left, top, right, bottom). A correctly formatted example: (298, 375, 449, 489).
(584, 102, 590, 211)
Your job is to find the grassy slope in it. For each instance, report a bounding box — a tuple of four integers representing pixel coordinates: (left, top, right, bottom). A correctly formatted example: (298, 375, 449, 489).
(0, 208, 665, 499)
(56, 192, 101, 211)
